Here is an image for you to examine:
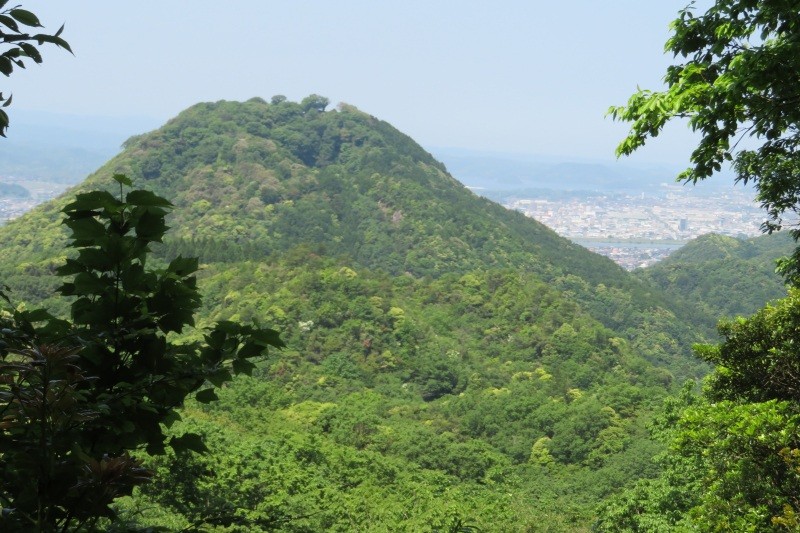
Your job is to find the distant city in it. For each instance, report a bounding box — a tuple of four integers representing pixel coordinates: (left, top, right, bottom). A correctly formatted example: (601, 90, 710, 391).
(500, 184, 765, 270)
(0, 177, 71, 224)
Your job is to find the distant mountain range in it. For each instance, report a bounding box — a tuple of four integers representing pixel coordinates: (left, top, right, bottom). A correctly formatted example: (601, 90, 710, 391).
(0, 109, 160, 182)
(432, 146, 739, 194)
(0, 182, 29, 198)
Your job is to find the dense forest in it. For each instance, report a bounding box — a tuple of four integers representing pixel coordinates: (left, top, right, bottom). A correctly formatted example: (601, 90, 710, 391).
(0, 97, 727, 531)
(636, 232, 791, 319)
(6, 0, 800, 530)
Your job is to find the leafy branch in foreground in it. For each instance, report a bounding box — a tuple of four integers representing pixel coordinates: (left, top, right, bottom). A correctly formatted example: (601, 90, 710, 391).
(608, 1, 800, 282)
(0, 1, 72, 136)
(601, 3, 800, 530)
(0, 174, 283, 531)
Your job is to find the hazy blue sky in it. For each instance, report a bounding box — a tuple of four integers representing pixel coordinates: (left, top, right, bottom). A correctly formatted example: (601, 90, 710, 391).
(6, 1, 710, 164)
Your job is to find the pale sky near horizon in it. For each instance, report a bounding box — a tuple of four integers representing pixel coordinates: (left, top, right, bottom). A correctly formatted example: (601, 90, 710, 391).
(5, 1, 711, 165)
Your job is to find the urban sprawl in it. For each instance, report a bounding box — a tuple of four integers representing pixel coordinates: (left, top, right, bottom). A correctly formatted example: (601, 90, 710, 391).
(504, 184, 765, 269)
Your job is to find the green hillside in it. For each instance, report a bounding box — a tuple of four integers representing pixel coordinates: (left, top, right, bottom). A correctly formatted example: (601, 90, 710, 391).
(0, 97, 715, 530)
(0, 97, 711, 364)
(636, 232, 791, 320)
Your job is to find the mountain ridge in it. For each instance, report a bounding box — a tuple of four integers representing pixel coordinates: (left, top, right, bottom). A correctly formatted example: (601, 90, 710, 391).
(637, 232, 791, 319)
(0, 97, 713, 367)
(0, 96, 720, 530)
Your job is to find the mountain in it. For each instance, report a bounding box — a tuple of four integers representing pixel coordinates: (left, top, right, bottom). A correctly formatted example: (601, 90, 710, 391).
(637, 232, 791, 320)
(430, 147, 736, 193)
(0, 182, 29, 198)
(0, 96, 716, 530)
(0, 142, 111, 183)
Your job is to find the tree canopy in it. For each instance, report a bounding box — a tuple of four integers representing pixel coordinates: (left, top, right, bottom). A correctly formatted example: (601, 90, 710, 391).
(599, 3, 800, 529)
(0, 176, 282, 531)
(609, 0, 800, 281)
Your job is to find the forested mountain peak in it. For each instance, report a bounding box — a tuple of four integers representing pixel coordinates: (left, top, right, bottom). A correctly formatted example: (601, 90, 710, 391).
(659, 233, 769, 263)
(12, 96, 633, 284)
(123, 96, 446, 175)
(0, 97, 712, 372)
(0, 96, 721, 529)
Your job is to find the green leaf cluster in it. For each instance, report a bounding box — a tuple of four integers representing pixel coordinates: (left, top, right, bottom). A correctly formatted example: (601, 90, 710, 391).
(609, 0, 800, 282)
(0, 178, 282, 531)
(0, 1, 71, 136)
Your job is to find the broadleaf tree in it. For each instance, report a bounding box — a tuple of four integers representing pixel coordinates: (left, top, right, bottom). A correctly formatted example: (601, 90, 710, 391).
(609, 0, 800, 281)
(0, 175, 283, 531)
(0, 1, 71, 136)
(597, 294, 800, 531)
(601, 2, 800, 530)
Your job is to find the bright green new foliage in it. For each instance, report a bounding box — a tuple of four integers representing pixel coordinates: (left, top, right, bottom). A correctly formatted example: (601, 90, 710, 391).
(0, 175, 283, 531)
(610, 1, 800, 281)
(602, 2, 800, 529)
